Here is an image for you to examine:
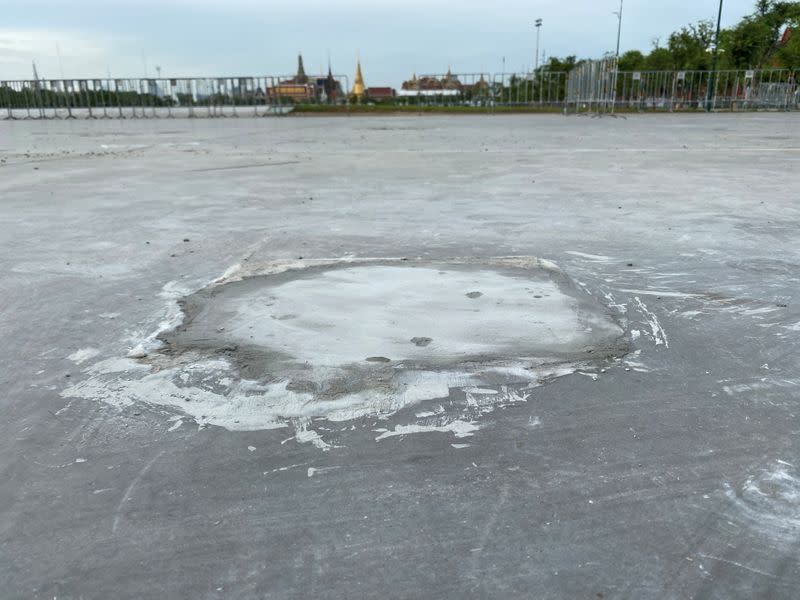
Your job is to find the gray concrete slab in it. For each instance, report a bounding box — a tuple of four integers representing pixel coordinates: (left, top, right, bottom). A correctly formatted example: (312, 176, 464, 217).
(1, 114, 799, 599)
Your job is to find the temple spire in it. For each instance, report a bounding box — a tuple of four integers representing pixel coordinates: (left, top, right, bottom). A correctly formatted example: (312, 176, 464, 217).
(325, 57, 337, 104)
(352, 57, 366, 101)
(296, 53, 308, 84)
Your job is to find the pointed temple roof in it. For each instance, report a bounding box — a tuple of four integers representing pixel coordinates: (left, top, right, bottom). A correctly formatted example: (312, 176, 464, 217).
(353, 59, 366, 99)
(296, 53, 308, 84)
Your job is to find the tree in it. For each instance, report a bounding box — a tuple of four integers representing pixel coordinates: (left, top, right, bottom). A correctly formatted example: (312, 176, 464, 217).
(543, 55, 581, 72)
(775, 27, 800, 66)
(605, 1, 800, 72)
(667, 20, 715, 70)
(618, 50, 646, 71)
(720, 17, 773, 67)
(645, 47, 674, 70)
(720, 1, 800, 68)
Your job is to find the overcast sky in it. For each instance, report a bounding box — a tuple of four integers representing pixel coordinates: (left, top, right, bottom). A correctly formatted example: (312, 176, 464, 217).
(1, 0, 758, 86)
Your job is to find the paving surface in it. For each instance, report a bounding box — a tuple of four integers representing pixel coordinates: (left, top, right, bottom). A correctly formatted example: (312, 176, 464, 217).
(1, 114, 800, 599)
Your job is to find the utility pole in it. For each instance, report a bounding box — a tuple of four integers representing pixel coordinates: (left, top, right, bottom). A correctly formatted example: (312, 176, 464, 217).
(706, 0, 724, 111)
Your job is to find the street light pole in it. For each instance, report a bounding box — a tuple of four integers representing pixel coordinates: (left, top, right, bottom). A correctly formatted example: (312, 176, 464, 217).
(611, 0, 623, 113)
(706, 0, 724, 111)
(534, 18, 543, 104)
(614, 0, 623, 61)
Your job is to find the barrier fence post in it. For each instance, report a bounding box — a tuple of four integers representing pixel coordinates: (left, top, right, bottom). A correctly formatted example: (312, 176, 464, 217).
(2, 82, 13, 119)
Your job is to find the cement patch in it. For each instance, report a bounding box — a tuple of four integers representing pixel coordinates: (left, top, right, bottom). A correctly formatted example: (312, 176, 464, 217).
(63, 257, 628, 438)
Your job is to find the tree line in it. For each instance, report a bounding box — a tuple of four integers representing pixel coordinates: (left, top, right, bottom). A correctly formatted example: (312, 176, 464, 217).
(546, 0, 800, 73)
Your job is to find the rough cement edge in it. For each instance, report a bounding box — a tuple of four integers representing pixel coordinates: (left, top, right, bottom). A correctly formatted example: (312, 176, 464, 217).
(212, 255, 562, 286)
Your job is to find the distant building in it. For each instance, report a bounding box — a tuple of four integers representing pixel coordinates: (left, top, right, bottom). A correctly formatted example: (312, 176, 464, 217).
(399, 68, 480, 98)
(397, 88, 460, 98)
(267, 54, 345, 103)
(268, 83, 315, 102)
(268, 53, 317, 102)
(366, 87, 396, 101)
(401, 68, 463, 92)
(402, 74, 441, 91)
(463, 74, 490, 96)
(398, 70, 489, 100)
(441, 68, 462, 91)
(323, 66, 343, 103)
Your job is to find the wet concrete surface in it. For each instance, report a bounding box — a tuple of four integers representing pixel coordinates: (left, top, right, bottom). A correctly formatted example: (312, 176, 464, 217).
(1, 114, 800, 598)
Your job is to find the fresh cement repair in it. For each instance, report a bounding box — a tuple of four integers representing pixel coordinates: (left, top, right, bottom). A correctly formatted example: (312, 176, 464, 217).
(63, 257, 629, 443)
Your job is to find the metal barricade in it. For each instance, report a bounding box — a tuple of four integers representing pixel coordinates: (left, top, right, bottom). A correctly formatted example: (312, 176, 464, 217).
(2, 70, 796, 119)
(609, 68, 798, 112)
(490, 72, 568, 109)
(567, 58, 618, 113)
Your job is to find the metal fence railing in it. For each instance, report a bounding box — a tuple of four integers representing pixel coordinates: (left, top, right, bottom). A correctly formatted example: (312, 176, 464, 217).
(1, 69, 798, 118)
(0, 75, 351, 119)
(567, 64, 800, 113)
(490, 72, 568, 107)
(566, 58, 619, 113)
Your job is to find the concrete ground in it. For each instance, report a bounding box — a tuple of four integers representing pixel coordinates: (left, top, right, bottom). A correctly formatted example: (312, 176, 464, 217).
(1, 113, 799, 599)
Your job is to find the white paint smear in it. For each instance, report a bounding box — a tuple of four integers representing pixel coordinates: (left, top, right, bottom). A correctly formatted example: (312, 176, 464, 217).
(64, 354, 578, 434)
(722, 378, 800, 396)
(415, 411, 437, 418)
(620, 289, 702, 299)
(740, 306, 781, 317)
(632, 297, 669, 347)
(292, 418, 331, 451)
(375, 420, 480, 441)
(67, 348, 100, 364)
(725, 461, 800, 543)
(603, 292, 627, 314)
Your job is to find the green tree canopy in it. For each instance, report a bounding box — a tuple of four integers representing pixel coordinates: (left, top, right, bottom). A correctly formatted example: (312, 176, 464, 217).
(541, 55, 581, 72)
(610, 0, 800, 71)
(645, 47, 675, 71)
(667, 20, 716, 70)
(618, 50, 646, 71)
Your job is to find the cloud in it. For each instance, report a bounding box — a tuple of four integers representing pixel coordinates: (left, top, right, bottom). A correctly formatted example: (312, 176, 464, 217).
(0, 29, 112, 79)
